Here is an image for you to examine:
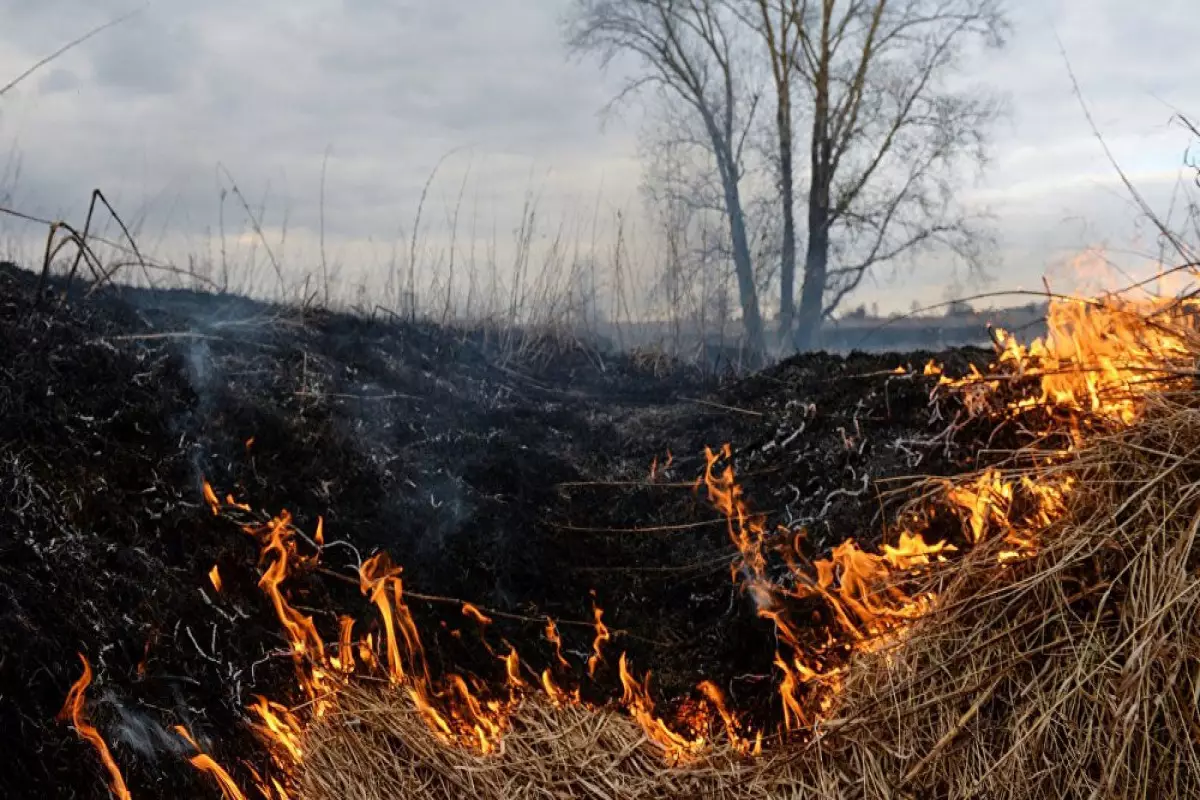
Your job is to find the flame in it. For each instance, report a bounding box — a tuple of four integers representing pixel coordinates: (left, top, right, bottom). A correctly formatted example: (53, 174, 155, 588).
(692, 290, 1184, 733)
(696, 680, 753, 753)
(58, 654, 132, 800)
(208, 564, 223, 592)
(203, 480, 220, 515)
(502, 646, 527, 691)
(944, 469, 1012, 544)
(544, 617, 570, 670)
(175, 726, 248, 800)
(539, 669, 568, 706)
(462, 603, 493, 627)
(330, 615, 355, 674)
(586, 600, 610, 678)
(649, 450, 674, 481)
(253, 513, 330, 704)
(881, 531, 955, 570)
(936, 293, 1195, 427)
(251, 696, 305, 765)
(618, 654, 706, 761)
(359, 552, 428, 686)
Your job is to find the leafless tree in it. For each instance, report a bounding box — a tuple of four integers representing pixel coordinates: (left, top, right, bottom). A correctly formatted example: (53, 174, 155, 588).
(778, 0, 1008, 349)
(736, 1, 804, 344)
(565, 0, 770, 359)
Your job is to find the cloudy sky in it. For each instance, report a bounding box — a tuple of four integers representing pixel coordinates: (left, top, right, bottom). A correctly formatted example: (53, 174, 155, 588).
(0, 0, 1197, 314)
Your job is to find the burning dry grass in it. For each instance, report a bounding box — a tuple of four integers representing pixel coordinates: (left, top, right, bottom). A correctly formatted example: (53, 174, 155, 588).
(301, 683, 811, 800)
(290, 404, 1200, 799)
(50, 282, 1200, 798)
(810, 396, 1200, 798)
(289, 299, 1200, 799)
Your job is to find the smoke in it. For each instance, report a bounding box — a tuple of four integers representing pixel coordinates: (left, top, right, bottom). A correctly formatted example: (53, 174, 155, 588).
(105, 693, 190, 762)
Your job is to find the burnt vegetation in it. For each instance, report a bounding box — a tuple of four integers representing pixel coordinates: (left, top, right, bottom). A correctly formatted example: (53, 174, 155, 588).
(0, 260, 1004, 797)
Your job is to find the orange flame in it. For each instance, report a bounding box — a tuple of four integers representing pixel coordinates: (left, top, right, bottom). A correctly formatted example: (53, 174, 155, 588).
(58, 654, 132, 800)
(250, 696, 305, 765)
(544, 617, 570, 670)
(359, 553, 428, 686)
(253, 513, 329, 703)
(175, 726, 248, 800)
(586, 601, 610, 678)
(203, 480, 220, 515)
(208, 564, 223, 592)
(331, 615, 356, 674)
(502, 646, 527, 691)
(461, 603, 493, 627)
(618, 653, 705, 761)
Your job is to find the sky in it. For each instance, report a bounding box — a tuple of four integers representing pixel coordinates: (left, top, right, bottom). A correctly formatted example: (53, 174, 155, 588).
(0, 0, 1197, 315)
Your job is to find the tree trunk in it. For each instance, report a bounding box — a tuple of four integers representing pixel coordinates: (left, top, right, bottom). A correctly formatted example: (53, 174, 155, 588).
(794, 179, 830, 352)
(776, 92, 797, 352)
(724, 177, 766, 362)
(796, 31, 832, 354)
(704, 113, 766, 361)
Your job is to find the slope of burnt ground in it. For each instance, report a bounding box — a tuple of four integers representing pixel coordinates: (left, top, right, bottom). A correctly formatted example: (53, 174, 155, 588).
(0, 261, 992, 798)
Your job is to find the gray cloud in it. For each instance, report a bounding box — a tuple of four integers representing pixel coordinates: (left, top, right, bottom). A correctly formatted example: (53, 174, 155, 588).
(0, 0, 1196, 313)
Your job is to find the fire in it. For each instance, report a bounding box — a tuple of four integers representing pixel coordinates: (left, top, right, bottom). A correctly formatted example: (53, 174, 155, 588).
(203, 480, 220, 515)
(944, 469, 1013, 544)
(544, 616, 570, 670)
(59, 654, 132, 800)
(462, 603, 493, 626)
(502, 646, 527, 691)
(77, 286, 1188, 800)
(649, 449, 673, 481)
(331, 615, 356, 673)
(251, 696, 305, 764)
(690, 292, 1189, 736)
(174, 726, 248, 800)
(618, 654, 706, 761)
(252, 512, 331, 705)
(881, 531, 954, 570)
(586, 600, 610, 678)
(943, 293, 1196, 426)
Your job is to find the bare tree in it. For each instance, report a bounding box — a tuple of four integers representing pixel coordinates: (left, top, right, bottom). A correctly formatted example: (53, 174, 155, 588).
(740, 1, 804, 344)
(782, 0, 1007, 350)
(565, 0, 769, 359)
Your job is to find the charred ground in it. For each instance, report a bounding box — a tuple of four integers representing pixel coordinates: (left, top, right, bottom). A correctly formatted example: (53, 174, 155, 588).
(0, 261, 994, 797)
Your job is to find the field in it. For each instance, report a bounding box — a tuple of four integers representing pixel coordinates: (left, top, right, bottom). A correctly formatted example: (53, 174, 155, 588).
(2, 258, 1197, 799)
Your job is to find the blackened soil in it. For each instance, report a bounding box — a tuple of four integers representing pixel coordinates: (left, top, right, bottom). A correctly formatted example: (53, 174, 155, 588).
(0, 262, 993, 798)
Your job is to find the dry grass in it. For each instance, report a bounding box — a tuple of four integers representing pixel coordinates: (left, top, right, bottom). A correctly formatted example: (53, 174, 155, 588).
(813, 393, 1200, 798)
(298, 343, 1200, 799)
(302, 682, 831, 799)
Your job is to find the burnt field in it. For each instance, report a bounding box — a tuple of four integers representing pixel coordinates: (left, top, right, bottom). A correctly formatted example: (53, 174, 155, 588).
(0, 261, 999, 797)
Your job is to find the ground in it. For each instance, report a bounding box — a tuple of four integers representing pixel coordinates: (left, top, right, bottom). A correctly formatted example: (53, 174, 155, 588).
(0, 261, 992, 798)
